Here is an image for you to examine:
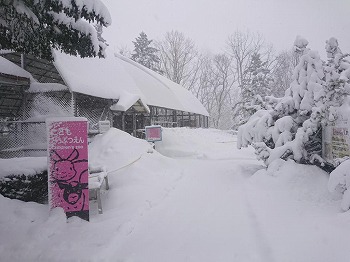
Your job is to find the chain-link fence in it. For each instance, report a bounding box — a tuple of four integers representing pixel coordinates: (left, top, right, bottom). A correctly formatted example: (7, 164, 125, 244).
(0, 91, 112, 158)
(0, 121, 46, 158)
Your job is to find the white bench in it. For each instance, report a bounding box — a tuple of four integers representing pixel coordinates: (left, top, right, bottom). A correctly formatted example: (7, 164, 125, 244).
(88, 166, 109, 214)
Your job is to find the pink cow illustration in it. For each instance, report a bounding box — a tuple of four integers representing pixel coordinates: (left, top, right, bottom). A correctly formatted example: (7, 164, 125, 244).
(49, 149, 89, 219)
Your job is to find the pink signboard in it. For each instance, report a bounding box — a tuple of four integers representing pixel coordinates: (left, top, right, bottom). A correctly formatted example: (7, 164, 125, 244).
(46, 117, 89, 221)
(145, 125, 162, 142)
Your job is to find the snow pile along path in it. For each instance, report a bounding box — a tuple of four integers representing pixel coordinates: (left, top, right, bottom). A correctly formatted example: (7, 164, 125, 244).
(88, 128, 153, 171)
(1, 127, 350, 261)
(246, 159, 348, 262)
(0, 157, 47, 178)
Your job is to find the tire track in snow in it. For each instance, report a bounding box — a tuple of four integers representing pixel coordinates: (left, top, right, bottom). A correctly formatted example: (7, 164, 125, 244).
(225, 162, 275, 262)
(244, 204, 275, 262)
(240, 171, 275, 262)
(116, 167, 187, 237)
(106, 158, 273, 262)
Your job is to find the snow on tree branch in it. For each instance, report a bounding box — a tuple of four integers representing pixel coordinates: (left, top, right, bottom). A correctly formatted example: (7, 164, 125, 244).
(12, 0, 39, 24)
(49, 11, 100, 55)
(0, 0, 111, 60)
(237, 36, 350, 167)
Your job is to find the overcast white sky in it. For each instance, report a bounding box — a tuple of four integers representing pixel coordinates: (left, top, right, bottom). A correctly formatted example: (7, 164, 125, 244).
(102, 0, 350, 58)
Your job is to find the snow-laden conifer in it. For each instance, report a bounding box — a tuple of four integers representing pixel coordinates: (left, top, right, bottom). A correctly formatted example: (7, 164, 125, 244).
(131, 32, 160, 73)
(237, 36, 350, 167)
(0, 0, 111, 60)
(236, 52, 272, 124)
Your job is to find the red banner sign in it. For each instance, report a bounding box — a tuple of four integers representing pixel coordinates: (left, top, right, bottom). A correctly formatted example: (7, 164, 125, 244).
(47, 117, 89, 221)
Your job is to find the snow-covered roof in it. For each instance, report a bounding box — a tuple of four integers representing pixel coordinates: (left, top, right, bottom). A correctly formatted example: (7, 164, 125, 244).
(28, 82, 69, 93)
(53, 50, 141, 100)
(116, 54, 209, 116)
(109, 91, 150, 113)
(53, 50, 209, 116)
(0, 56, 32, 79)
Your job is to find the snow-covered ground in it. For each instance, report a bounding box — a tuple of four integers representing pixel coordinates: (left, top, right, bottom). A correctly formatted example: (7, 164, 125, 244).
(1, 127, 349, 262)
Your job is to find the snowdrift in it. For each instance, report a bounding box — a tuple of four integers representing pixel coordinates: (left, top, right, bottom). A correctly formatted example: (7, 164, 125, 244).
(1, 127, 350, 261)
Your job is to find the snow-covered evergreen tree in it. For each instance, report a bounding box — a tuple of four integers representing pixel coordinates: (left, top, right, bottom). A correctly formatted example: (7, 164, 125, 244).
(0, 0, 111, 61)
(323, 37, 350, 121)
(237, 36, 327, 166)
(237, 52, 272, 123)
(131, 32, 160, 72)
(270, 50, 298, 97)
(237, 37, 350, 210)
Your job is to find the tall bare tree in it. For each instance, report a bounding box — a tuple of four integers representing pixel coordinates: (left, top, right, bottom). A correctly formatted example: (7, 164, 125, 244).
(191, 54, 214, 109)
(191, 53, 236, 129)
(269, 50, 297, 97)
(226, 31, 277, 126)
(155, 30, 199, 89)
(209, 54, 236, 128)
(226, 31, 265, 87)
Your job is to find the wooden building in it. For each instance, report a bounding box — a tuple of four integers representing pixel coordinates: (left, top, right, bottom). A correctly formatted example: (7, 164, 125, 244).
(0, 51, 209, 157)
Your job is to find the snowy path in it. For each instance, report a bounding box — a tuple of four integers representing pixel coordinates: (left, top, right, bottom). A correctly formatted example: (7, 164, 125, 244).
(108, 158, 270, 262)
(3, 128, 350, 262)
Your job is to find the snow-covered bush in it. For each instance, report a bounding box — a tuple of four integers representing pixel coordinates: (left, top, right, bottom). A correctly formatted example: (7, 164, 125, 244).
(0, 171, 48, 204)
(238, 36, 350, 168)
(328, 159, 350, 211)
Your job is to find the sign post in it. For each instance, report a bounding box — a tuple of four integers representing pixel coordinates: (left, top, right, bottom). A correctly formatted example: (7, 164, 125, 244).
(323, 121, 350, 164)
(145, 125, 162, 142)
(98, 120, 111, 134)
(46, 117, 89, 221)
